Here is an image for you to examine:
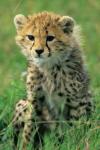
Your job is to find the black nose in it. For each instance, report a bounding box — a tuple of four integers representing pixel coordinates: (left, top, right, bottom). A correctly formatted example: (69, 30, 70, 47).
(35, 49, 44, 56)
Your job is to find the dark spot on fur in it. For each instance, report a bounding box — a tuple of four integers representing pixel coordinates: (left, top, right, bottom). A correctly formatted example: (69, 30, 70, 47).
(25, 130, 28, 134)
(62, 70, 66, 75)
(86, 107, 92, 114)
(70, 83, 73, 87)
(31, 85, 34, 90)
(27, 123, 32, 128)
(59, 48, 64, 51)
(24, 108, 27, 112)
(30, 71, 34, 73)
(31, 128, 33, 132)
(28, 131, 32, 137)
(39, 96, 45, 102)
(14, 124, 19, 129)
(30, 118, 35, 122)
(80, 102, 87, 106)
(65, 59, 70, 62)
(72, 83, 76, 86)
(69, 72, 74, 76)
(21, 122, 24, 127)
(65, 88, 71, 94)
(32, 100, 36, 105)
(46, 30, 48, 34)
(19, 113, 22, 116)
(66, 98, 70, 102)
(69, 105, 79, 109)
(25, 135, 30, 141)
(27, 82, 31, 85)
(56, 65, 61, 71)
(66, 64, 75, 70)
(87, 102, 92, 107)
(15, 117, 18, 121)
(17, 103, 22, 107)
(36, 110, 42, 116)
(72, 87, 77, 92)
(39, 74, 43, 78)
(31, 77, 34, 80)
(66, 94, 71, 97)
(58, 92, 64, 97)
(37, 86, 42, 91)
(15, 109, 18, 113)
(63, 105, 70, 120)
(54, 73, 57, 79)
(47, 23, 50, 27)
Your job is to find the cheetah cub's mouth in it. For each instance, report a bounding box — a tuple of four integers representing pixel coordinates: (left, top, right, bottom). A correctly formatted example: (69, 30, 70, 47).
(32, 56, 46, 66)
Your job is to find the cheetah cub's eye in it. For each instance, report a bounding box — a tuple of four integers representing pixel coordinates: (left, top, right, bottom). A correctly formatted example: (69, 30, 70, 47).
(27, 35, 34, 41)
(46, 35, 55, 42)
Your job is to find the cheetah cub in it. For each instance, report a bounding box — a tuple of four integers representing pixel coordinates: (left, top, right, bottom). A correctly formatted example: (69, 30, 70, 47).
(13, 12, 93, 150)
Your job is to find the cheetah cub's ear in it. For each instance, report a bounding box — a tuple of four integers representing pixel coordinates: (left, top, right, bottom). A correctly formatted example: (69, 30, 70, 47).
(14, 14, 27, 30)
(58, 16, 75, 34)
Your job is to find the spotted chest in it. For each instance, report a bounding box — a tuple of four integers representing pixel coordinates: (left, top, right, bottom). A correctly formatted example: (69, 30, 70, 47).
(41, 64, 82, 116)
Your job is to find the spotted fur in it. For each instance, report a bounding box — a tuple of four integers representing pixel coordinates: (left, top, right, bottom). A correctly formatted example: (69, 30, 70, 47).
(13, 12, 93, 150)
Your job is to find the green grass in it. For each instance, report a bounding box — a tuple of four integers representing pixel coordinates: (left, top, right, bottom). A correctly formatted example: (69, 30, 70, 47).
(0, 0, 100, 149)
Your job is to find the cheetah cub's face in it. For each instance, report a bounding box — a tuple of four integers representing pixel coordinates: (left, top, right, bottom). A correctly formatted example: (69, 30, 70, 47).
(14, 12, 75, 66)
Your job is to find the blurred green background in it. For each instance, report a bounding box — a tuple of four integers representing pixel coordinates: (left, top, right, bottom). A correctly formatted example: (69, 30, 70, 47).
(0, 0, 100, 150)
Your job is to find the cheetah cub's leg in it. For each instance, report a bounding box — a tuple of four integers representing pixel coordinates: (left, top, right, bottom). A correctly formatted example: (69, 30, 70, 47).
(21, 102, 34, 150)
(21, 63, 44, 150)
(13, 99, 35, 150)
(13, 99, 29, 149)
(13, 63, 44, 149)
